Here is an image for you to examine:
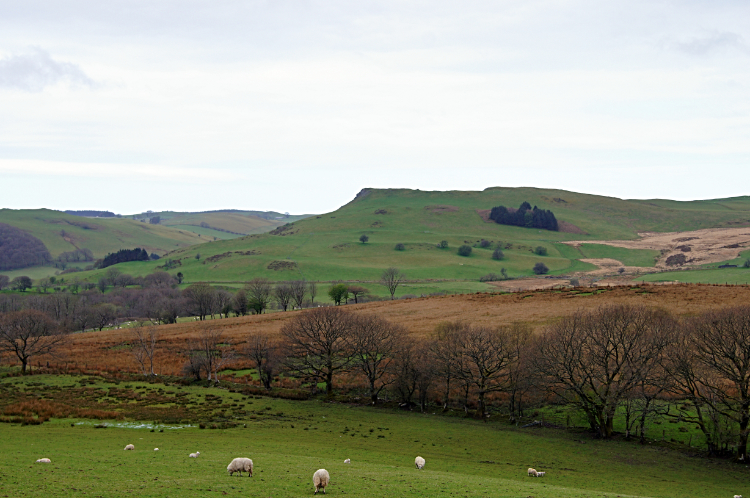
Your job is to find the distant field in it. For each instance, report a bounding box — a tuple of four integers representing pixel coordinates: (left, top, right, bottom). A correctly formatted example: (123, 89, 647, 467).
(0, 209, 203, 260)
(637, 268, 750, 284)
(576, 243, 659, 267)
(169, 224, 242, 240)
(0, 373, 744, 498)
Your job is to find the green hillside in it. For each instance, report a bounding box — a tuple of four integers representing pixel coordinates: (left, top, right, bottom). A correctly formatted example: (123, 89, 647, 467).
(61, 187, 750, 286)
(133, 210, 314, 238)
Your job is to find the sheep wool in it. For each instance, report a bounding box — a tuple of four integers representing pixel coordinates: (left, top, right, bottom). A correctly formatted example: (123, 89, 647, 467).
(35, 458, 51, 463)
(344, 459, 350, 464)
(124, 444, 135, 451)
(154, 448, 159, 451)
(415, 456, 426, 470)
(227, 457, 253, 477)
(536, 471, 545, 477)
(189, 452, 200, 458)
(734, 495, 742, 498)
(527, 468, 537, 477)
(313, 469, 330, 494)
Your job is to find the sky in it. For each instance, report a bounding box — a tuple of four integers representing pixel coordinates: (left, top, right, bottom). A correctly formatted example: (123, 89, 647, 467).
(1, 0, 748, 215)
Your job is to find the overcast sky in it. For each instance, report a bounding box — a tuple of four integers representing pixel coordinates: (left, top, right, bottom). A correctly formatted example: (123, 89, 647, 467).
(1, 1, 748, 214)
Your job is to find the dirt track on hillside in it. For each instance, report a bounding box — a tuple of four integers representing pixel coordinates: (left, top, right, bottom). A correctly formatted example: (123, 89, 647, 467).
(48, 284, 750, 376)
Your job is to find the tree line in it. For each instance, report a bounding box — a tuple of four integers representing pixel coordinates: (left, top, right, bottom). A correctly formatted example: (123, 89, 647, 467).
(3, 300, 750, 460)
(489, 202, 559, 231)
(97, 248, 151, 269)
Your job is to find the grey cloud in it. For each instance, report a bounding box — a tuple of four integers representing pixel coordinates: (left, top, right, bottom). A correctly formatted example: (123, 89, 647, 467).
(0, 48, 94, 92)
(675, 32, 749, 56)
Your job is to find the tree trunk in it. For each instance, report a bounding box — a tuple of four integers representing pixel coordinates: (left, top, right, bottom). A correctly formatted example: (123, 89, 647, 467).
(738, 414, 749, 461)
(326, 370, 333, 397)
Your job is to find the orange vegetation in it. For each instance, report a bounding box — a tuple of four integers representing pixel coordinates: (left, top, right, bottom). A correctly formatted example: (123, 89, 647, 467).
(41, 284, 750, 376)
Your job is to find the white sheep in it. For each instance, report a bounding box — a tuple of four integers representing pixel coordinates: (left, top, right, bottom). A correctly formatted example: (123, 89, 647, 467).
(734, 495, 742, 498)
(189, 452, 200, 458)
(35, 458, 51, 463)
(415, 456, 425, 469)
(124, 444, 135, 451)
(527, 468, 537, 477)
(154, 448, 159, 451)
(536, 471, 545, 477)
(227, 457, 253, 477)
(343, 458, 350, 464)
(313, 469, 330, 494)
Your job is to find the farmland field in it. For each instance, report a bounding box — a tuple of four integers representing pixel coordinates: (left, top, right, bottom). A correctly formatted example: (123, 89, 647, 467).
(0, 373, 745, 498)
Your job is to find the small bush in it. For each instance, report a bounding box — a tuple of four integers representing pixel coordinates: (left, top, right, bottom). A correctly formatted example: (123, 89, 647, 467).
(491, 247, 504, 260)
(569, 278, 580, 286)
(534, 246, 547, 256)
(458, 245, 472, 257)
(533, 262, 549, 275)
(479, 239, 491, 248)
(744, 259, 750, 268)
(437, 240, 448, 249)
(479, 273, 502, 282)
(394, 243, 405, 251)
(665, 254, 687, 266)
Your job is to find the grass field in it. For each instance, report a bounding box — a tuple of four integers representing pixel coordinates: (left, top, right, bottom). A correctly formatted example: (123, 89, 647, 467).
(0, 373, 746, 498)
(575, 243, 660, 267)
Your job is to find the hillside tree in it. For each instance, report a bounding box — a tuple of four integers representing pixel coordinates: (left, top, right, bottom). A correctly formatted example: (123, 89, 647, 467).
(0, 309, 68, 374)
(380, 267, 405, 300)
(350, 314, 404, 404)
(246, 278, 272, 314)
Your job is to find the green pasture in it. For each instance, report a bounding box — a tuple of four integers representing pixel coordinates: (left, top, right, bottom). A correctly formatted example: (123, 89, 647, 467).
(168, 224, 243, 240)
(637, 268, 750, 285)
(0, 373, 746, 498)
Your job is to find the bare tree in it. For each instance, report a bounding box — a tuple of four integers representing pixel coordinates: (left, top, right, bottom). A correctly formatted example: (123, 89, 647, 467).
(274, 282, 293, 311)
(281, 307, 354, 396)
(0, 310, 68, 374)
(533, 305, 674, 438)
(307, 281, 318, 306)
(350, 313, 404, 404)
(290, 280, 306, 309)
(92, 303, 118, 331)
(347, 285, 368, 304)
(193, 326, 234, 383)
(213, 289, 233, 318)
(392, 338, 433, 411)
(380, 267, 405, 300)
(183, 282, 216, 320)
(245, 331, 279, 389)
(104, 267, 122, 286)
(232, 289, 249, 316)
(0, 275, 9, 291)
(129, 322, 158, 376)
(689, 306, 750, 460)
(246, 278, 272, 314)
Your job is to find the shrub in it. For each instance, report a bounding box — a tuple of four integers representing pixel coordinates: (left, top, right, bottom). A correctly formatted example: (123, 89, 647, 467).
(437, 240, 448, 249)
(394, 243, 405, 251)
(479, 239, 491, 248)
(744, 259, 750, 268)
(534, 246, 547, 256)
(570, 278, 580, 286)
(665, 254, 687, 266)
(479, 273, 501, 282)
(359, 234, 369, 244)
(457, 245, 472, 257)
(533, 262, 549, 275)
(491, 247, 504, 260)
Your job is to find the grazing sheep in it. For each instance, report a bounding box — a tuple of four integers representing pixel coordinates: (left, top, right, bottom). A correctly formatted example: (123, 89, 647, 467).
(527, 468, 537, 477)
(35, 458, 51, 463)
(344, 458, 350, 464)
(313, 469, 330, 494)
(415, 456, 425, 470)
(734, 495, 742, 498)
(189, 452, 200, 458)
(227, 457, 253, 477)
(154, 448, 159, 451)
(124, 444, 135, 451)
(536, 471, 545, 477)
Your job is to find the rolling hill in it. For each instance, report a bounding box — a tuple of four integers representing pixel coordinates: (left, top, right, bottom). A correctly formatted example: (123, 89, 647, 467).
(60, 187, 750, 288)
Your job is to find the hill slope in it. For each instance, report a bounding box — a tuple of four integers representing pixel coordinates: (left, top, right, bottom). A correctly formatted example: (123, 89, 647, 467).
(62, 187, 750, 286)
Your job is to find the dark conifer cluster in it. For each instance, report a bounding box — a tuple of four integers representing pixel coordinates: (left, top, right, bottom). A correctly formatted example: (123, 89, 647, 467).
(98, 248, 150, 268)
(489, 201, 558, 231)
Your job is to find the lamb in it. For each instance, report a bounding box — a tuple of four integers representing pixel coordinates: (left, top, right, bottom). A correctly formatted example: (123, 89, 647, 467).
(343, 458, 350, 464)
(527, 468, 537, 477)
(189, 452, 200, 458)
(226, 457, 253, 477)
(734, 495, 742, 498)
(313, 469, 330, 494)
(536, 471, 545, 477)
(415, 456, 426, 469)
(35, 458, 51, 463)
(124, 444, 135, 451)
(154, 448, 159, 451)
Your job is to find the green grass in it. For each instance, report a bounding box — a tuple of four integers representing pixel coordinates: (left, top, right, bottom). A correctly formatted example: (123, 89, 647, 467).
(637, 268, 750, 285)
(576, 244, 660, 267)
(169, 224, 243, 240)
(0, 373, 746, 497)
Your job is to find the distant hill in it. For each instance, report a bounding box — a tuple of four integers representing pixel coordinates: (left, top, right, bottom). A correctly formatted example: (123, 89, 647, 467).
(62, 187, 750, 286)
(129, 210, 315, 239)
